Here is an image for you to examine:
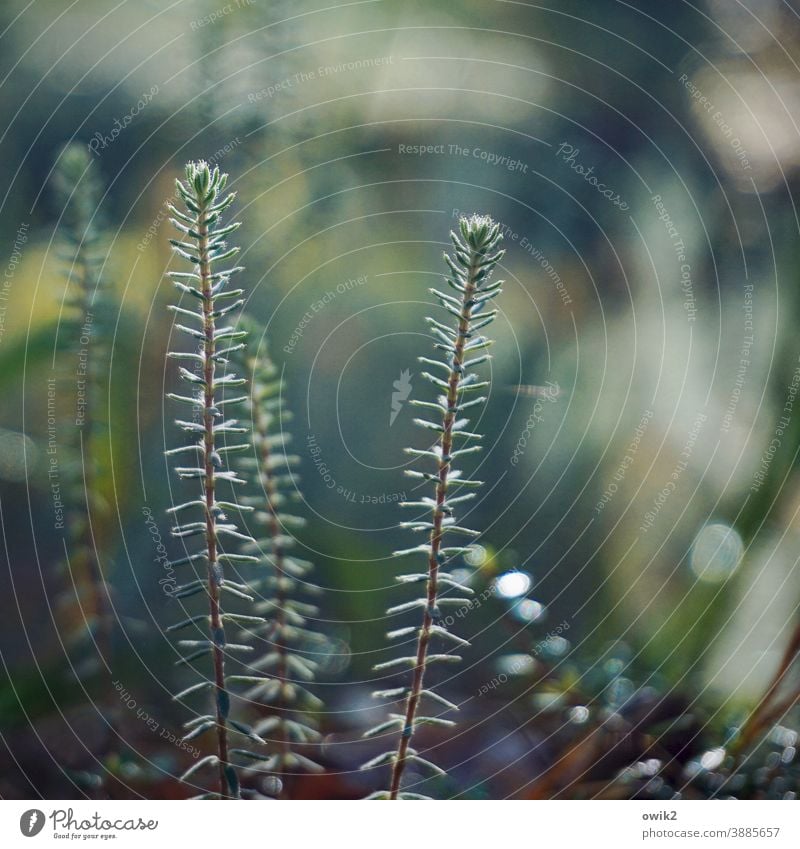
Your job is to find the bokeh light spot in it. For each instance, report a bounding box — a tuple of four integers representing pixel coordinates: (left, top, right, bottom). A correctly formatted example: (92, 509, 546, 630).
(690, 523, 744, 583)
(494, 570, 532, 599)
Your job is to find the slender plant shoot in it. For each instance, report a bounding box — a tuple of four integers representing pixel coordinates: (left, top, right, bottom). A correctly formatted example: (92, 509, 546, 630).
(165, 161, 265, 799)
(233, 318, 325, 795)
(52, 143, 114, 667)
(363, 215, 505, 799)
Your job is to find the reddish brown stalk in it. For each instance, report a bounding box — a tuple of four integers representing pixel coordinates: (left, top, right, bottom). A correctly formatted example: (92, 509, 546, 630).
(733, 618, 800, 759)
(198, 212, 231, 799)
(388, 256, 479, 800)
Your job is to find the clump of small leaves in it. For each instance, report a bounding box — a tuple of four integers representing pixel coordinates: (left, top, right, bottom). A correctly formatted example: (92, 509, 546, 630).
(231, 318, 325, 794)
(614, 617, 800, 800)
(164, 161, 267, 798)
(51, 142, 115, 667)
(686, 625, 800, 800)
(607, 691, 799, 800)
(491, 632, 800, 800)
(363, 215, 505, 799)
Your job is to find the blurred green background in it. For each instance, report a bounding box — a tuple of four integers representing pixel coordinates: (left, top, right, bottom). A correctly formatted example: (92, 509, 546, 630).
(1, 0, 800, 799)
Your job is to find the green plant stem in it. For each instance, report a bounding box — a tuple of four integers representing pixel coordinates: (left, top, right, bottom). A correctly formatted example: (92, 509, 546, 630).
(56, 146, 112, 668)
(198, 212, 231, 799)
(389, 257, 479, 800)
(253, 397, 291, 795)
(75, 247, 110, 666)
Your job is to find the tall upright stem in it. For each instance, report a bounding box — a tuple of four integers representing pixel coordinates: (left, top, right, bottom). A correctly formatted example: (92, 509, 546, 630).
(75, 252, 111, 668)
(389, 257, 479, 800)
(253, 397, 291, 795)
(198, 212, 231, 799)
